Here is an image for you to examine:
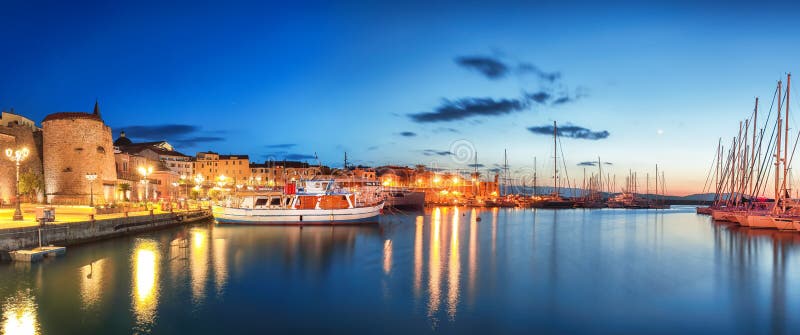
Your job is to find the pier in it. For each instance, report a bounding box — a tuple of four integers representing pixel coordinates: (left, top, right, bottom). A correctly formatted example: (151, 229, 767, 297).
(0, 205, 212, 261)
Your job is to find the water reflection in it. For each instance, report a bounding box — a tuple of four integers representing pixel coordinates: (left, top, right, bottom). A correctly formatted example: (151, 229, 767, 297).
(468, 208, 477, 306)
(132, 239, 160, 332)
(413, 215, 423, 300)
(212, 237, 228, 296)
(191, 229, 209, 304)
(427, 207, 442, 325)
(383, 239, 392, 275)
(447, 207, 460, 321)
(1, 289, 39, 335)
(79, 258, 106, 308)
(711, 222, 800, 335)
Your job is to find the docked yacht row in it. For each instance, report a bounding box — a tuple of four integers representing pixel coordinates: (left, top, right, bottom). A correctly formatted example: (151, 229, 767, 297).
(699, 73, 800, 231)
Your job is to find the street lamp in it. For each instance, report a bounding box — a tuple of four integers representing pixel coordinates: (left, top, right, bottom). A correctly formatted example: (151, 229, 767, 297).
(5, 147, 29, 221)
(194, 174, 204, 199)
(85, 173, 98, 207)
(171, 182, 179, 199)
(138, 166, 154, 202)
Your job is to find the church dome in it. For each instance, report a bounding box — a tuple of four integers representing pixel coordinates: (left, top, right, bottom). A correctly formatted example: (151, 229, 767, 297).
(114, 130, 132, 146)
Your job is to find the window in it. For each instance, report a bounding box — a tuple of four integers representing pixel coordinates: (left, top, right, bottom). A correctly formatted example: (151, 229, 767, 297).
(62, 167, 72, 172)
(97, 146, 105, 154)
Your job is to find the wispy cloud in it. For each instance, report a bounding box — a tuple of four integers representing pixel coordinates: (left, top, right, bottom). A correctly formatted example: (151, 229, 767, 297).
(116, 124, 225, 148)
(409, 97, 528, 123)
(526, 91, 552, 104)
(518, 63, 561, 82)
(455, 56, 509, 79)
(265, 143, 297, 149)
(263, 151, 317, 161)
(468, 163, 485, 168)
(172, 136, 225, 147)
(397, 131, 417, 137)
(435, 127, 460, 133)
(527, 124, 610, 140)
(118, 124, 197, 139)
(422, 149, 453, 156)
(578, 161, 614, 166)
(286, 153, 316, 160)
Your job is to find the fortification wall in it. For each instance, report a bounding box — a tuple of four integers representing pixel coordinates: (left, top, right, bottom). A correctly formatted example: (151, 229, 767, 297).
(0, 124, 43, 204)
(42, 116, 117, 204)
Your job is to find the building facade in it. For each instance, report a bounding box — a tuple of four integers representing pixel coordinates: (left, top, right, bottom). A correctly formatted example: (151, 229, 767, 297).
(0, 111, 43, 204)
(195, 152, 250, 185)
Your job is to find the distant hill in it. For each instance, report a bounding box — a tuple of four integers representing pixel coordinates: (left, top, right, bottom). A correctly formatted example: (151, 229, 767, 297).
(502, 186, 716, 205)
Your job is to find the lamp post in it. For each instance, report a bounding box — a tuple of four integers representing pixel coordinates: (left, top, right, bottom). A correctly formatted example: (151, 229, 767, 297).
(5, 147, 29, 221)
(85, 173, 98, 207)
(138, 166, 153, 202)
(180, 174, 188, 199)
(194, 174, 204, 199)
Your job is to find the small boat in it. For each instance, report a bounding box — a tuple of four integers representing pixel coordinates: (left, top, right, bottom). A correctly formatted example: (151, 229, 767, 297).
(696, 207, 712, 215)
(213, 179, 384, 225)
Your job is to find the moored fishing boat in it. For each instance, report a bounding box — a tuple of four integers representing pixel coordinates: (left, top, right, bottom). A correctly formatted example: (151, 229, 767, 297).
(213, 179, 384, 224)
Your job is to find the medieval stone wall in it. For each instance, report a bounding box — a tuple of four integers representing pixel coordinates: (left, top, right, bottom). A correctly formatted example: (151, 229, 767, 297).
(0, 124, 43, 204)
(42, 116, 117, 204)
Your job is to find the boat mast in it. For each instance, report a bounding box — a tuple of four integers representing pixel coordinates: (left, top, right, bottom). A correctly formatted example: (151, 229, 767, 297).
(553, 121, 559, 197)
(715, 140, 721, 204)
(783, 73, 791, 208)
(533, 156, 537, 197)
(750, 98, 758, 199)
(775, 80, 783, 212)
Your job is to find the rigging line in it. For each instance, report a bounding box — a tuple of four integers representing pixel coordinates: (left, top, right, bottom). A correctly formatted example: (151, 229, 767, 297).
(557, 134, 572, 197)
(700, 142, 719, 194)
(751, 86, 779, 196)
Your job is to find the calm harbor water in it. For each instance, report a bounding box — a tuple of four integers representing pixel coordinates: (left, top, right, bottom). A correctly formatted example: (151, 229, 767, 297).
(1, 206, 799, 334)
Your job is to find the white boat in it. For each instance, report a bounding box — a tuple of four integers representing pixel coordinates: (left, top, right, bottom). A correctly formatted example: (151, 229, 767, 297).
(213, 179, 384, 225)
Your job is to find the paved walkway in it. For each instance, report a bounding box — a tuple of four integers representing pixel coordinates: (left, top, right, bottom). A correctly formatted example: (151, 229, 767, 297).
(0, 204, 209, 230)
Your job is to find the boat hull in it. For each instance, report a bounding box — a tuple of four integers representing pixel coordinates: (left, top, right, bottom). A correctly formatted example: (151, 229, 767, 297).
(213, 203, 384, 225)
(747, 214, 775, 229)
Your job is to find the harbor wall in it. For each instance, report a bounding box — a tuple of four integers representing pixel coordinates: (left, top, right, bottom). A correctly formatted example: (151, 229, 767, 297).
(0, 209, 212, 260)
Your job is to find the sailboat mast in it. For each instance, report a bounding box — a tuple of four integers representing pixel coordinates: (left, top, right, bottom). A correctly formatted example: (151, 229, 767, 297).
(533, 156, 537, 196)
(784, 73, 791, 205)
(553, 121, 558, 197)
(775, 80, 783, 211)
(750, 98, 758, 198)
(598, 156, 603, 196)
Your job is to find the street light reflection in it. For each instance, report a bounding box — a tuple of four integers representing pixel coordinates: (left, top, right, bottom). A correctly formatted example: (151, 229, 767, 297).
(1, 289, 39, 335)
(132, 240, 160, 331)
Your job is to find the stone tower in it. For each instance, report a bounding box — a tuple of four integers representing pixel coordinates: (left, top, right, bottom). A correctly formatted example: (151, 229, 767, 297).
(42, 103, 117, 204)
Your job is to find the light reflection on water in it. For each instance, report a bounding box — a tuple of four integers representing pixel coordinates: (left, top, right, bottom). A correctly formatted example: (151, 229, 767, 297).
(132, 239, 159, 332)
(1, 289, 38, 335)
(3, 208, 800, 333)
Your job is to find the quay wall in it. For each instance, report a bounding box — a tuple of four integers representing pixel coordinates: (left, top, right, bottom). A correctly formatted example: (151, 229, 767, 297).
(0, 209, 212, 260)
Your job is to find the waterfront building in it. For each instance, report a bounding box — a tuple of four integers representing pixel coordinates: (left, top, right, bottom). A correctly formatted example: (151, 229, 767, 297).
(0, 109, 43, 204)
(42, 102, 117, 205)
(114, 131, 194, 177)
(249, 160, 321, 187)
(195, 152, 250, 186)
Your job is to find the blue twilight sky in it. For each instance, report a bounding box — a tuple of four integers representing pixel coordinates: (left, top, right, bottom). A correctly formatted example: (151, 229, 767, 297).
(2, 0, 800, 194)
